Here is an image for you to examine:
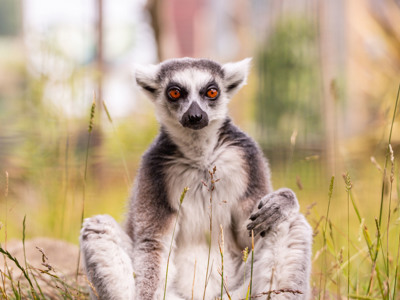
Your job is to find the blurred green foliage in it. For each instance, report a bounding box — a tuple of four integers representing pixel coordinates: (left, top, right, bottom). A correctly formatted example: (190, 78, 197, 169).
(0, 40, 158, 242)
(255, 18, 322, 150)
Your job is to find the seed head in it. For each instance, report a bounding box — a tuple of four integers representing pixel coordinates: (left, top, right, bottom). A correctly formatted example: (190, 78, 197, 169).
(88, 97, 96, 133)
(389, 144, 395, 183)
(242, 247, 249, 263)
(342, 172, 352, 192)
(180, 187, 189, 204)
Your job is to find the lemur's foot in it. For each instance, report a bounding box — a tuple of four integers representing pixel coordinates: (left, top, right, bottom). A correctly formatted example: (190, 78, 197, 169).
(247, 188, 300, 237)
(81, 214, 121, 243)
(80, 215, 135, 300)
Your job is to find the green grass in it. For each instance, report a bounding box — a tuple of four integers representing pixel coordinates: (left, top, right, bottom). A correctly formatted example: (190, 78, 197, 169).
(1, 151, 399, 300)
(1, 216, 89, 299)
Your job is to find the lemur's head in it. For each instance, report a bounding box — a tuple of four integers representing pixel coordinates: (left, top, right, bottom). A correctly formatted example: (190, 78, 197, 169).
(135, 58, 251, 131)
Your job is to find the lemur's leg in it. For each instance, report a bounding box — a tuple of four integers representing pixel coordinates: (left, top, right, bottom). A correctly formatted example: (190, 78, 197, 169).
(132, 227, 186, 300)
(80, 215, 135, 300)
(250, 213, 312, 299)
(236, 189, 312, 299)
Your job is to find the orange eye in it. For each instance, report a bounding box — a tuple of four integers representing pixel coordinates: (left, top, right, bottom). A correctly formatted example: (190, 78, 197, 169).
(207, 88, 218, 99)
(168, 88, 181, 100)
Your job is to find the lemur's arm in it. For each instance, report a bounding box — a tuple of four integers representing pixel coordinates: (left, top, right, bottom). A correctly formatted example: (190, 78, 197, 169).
(128, 171, 176, 300)
(251, 190, 312, 299)
(232, 186, 311, 298)
(230, 143, 301, 247)
(231, 189, 299, 248)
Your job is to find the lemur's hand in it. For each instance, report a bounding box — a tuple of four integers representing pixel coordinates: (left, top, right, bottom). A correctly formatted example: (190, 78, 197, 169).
(247, 188, 300, 237)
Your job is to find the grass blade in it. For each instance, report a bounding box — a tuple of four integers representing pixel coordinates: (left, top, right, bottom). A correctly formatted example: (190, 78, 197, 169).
(245, 283, 250, 300)
(76, 96, 96, 281)
(392, 230, 400, 300)
(219, 225, 224, 300)
(249, 230, 254, 299)
(343, 172, 352, 297)
(163, 187, 188, 300)
(319, 176, 335, 300)
(344, 177, 385, 298)
(0, 246, 35, 295)
(203, 167, 218, 300)
(377, 83, 399, 259)
(30, 269, 45, 299)
(102, 100, 131, 185)
(191, 259, 197, 300)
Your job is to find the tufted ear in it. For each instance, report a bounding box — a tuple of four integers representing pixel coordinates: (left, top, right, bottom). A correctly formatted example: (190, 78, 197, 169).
(134, 64, 160, 100)
(222, 58, 252, 97)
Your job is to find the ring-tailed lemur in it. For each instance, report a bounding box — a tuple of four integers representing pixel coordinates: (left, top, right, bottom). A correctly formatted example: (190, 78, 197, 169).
(80, 58, 312, 300)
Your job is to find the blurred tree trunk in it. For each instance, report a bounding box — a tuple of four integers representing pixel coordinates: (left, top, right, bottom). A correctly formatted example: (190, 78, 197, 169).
(318, 0, 341, 176)
(146, 0, 162, 61)
(92, 0, 104, 179)
(96, 0, 104, 112)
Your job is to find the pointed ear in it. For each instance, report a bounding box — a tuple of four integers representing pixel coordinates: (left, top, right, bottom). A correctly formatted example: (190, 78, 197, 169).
(134, 64, 160, 100)
(222, 58, 252, 97)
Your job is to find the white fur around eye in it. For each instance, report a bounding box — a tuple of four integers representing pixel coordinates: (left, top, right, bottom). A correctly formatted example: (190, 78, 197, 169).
(170, 69, 215, 93)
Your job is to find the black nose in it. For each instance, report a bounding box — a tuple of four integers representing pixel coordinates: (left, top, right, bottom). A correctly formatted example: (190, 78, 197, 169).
(188, 113, 202, 123)
(180, 102, 209, 130)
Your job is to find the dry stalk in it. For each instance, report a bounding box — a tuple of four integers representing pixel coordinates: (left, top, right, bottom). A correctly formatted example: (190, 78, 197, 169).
(370, 156, 382, 173)
(244, 289, 303, 299)
(76, 95, 96, 282)
(202, 166, 219, 300)
(266, 267, 275, 300)
(218, 225, 224, 300)
(191, 259, 196, 300)
(1, 171, 9, 299)
(249, 230, 254, 299)
(84, 275, 99, 299)
(163, 187, 189, 300)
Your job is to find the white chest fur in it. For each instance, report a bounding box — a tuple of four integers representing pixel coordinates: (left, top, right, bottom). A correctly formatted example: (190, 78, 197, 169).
(163, 143, 249, 297)
(165, 143, 248, 239)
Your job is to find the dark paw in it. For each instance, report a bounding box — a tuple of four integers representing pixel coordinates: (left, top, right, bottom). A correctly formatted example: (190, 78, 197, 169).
(247, 188, 299, 237)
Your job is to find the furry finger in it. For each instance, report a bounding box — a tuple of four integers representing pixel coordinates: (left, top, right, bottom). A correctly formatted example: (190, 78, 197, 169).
(249, 204, 279, 224)
(257, 195, 272, 209)
(250, 214, 284, 237)
(253, 225, 269, 237)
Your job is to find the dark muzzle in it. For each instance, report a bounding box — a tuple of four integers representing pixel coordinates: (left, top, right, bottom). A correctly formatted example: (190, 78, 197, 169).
(180, 102, 209, 130)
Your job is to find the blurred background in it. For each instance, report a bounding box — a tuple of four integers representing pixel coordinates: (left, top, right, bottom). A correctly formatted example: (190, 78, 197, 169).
(0, 0, 399, 295)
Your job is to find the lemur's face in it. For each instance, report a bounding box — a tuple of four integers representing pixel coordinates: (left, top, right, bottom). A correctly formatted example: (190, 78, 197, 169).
(135, 58, 251, 130)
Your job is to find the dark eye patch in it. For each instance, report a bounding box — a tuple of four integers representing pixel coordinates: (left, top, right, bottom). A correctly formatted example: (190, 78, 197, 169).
(165, 82, 188, 101)
(200, 80, 220, 99)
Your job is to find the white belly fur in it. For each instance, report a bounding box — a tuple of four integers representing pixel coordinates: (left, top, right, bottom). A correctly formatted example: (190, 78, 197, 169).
(164, 145, 249, 298)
